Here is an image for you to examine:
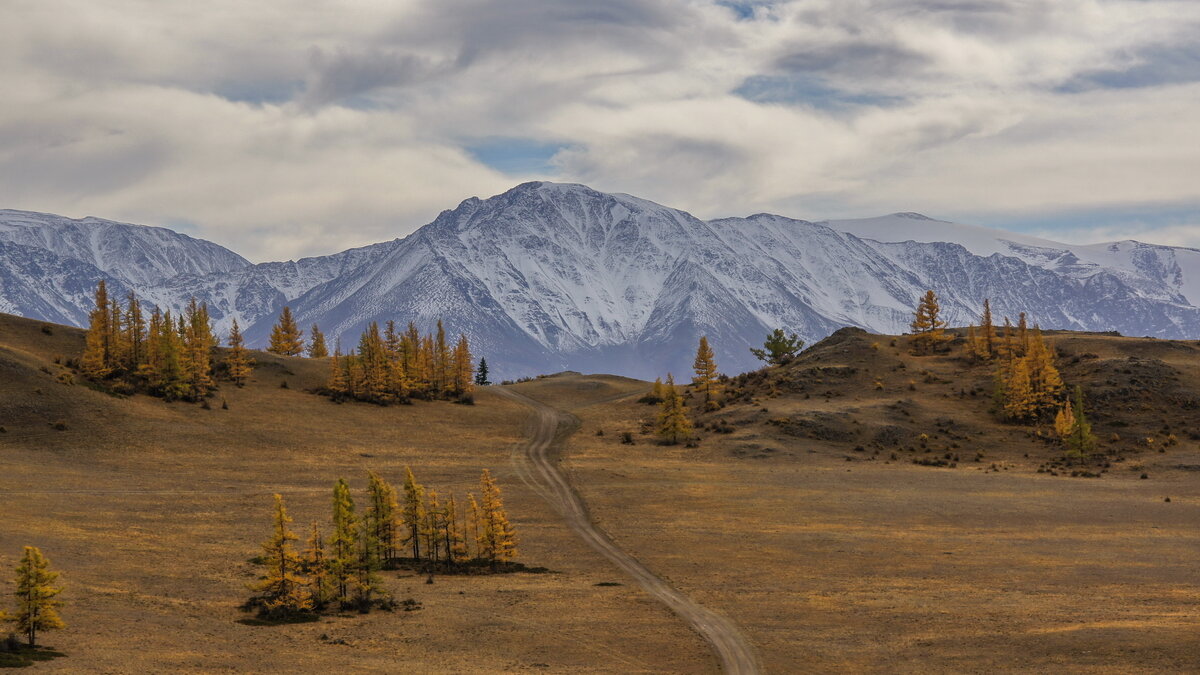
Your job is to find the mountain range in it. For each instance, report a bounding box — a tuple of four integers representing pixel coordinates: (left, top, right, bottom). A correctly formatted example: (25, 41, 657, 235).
(4, 182, 1200, 379)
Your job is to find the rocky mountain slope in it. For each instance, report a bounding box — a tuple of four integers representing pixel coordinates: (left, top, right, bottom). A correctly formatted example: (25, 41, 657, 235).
(4, 184, 1200, 379)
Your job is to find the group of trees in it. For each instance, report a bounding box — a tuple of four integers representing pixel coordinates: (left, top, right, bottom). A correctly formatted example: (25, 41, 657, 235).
(2, 547, 64, 649)
(248, 469, 517, 619)
(265, 306, 329, 358)
(80, 281, 222, 401)
(961, 297, 1096, 456)
(322, 320, 476, 404)
(647, 336, 726, 444)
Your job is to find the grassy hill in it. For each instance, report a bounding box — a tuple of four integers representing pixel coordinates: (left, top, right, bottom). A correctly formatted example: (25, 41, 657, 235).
(1, 312, 1197, 672)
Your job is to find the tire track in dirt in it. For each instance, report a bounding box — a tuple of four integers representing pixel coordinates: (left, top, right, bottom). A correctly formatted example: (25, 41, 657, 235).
(493, 386, 760, 675)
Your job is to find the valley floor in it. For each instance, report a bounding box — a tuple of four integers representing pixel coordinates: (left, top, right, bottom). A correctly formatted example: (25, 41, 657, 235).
(1, 313, 1198, 673)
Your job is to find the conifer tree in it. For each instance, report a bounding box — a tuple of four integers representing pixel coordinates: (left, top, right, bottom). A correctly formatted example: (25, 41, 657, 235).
(302, 521, 333, 609)
(909, 290, 948, 354)
(268, 306, 304, 356)
(108, 295, 127, 372)
(327, 348, 349, 399)
(750, 329, 804, 366)
(475, 357, 490, 386)
(308, 324, 328, 358)
(1017, 312, 1030, 356)
(422, 489, 442, 564)
(154, 310, 189, 400)
(1054, 399, 1076, 440)
(1061, 385, 1097, 459)
(365, 471, 398, 564)
(401, 467, 426, 561)
(434, 320, 450, 393)
(225, 319, 254, 386)
(477, 470, 517, 569)
(13, 546, 64, 648)
(182, 298, 216, 399)
(329, 479, 358, 604)
(352, 511, 383, 609)
(468, 493, 482, 560)
(251, 494, 312, 617)
(446, 494, 468, 564)
(1025, 328, 1064, 413)
(656, 373, 693, 445)
(649, 377, 666, 403)
(1002, 357, 1037, 421)
(452, 334, 474, 397)
(81, 280, 113, 378)
(125, 293, 146, 370)
(692, 336, 719, 411)
(978, 299, 996, 358)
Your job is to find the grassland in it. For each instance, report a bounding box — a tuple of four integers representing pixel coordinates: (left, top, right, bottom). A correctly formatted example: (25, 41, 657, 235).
(1, 312, 1198, 673)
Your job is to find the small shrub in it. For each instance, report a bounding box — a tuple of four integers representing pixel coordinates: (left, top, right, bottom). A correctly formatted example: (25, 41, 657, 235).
(40, 324, 53, 335)
(619, 432, 634, 445)
(222, 399, 229, 410)
(50, 421, 67, 431)
(279, 380, 289, 389)
(595, 429, 604, 436)
(55, 372, 74, 386)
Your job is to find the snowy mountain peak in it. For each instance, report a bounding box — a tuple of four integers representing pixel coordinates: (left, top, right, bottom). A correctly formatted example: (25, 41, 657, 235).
(6, 184, 1200, 379)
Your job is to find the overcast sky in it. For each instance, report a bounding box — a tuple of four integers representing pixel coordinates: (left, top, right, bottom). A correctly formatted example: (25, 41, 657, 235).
(3, 0, 1199, 261)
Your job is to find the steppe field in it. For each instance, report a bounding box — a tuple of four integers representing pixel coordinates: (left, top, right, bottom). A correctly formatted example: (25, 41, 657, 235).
(1, 313, 1197, 673)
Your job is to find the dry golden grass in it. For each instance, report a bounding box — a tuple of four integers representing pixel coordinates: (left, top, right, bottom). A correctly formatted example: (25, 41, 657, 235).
(3, 312, 1199, 673)
(549, 329, 1200, 673)
(0, 314, 709, 673)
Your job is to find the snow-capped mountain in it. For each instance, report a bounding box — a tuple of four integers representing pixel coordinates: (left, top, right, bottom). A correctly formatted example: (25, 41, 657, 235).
(3, 184, 1200, 379)
(0, 209, 250, 286)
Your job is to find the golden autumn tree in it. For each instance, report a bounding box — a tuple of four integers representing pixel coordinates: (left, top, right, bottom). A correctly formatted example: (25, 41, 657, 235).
(476, 469, 517, 569)
(1025, 328, 1064, 413)
(1001, 357, 1037, 421)
(446, 494, 468, 564)
(308, 324, 328, 358)
(225, 318, 254, 386)
(909, 290, 948, 354)
(302, 522, 333, 609)
(250, 494, 312, 617)
(365, 471, 398, 564)
(401, 467, 426, 561)
(969, 299, 998, 359)
(656, 373, 693, 445)
(452, 334, 474, 398)
(182, 298, 216, 399)
(267, 306, 304, 356)
(13, 546, 64, 647)
(329, 479, 358, 605)
(81, 280, 113, 378)
(692, 336, 719, 411)
(1059, 385, 1097, 459)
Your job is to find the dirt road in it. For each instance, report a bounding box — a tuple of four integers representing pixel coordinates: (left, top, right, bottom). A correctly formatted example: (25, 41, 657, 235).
(493, 386, 761, 675)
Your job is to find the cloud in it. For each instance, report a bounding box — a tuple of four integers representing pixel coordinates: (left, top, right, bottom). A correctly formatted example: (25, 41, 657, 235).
(1, 0, 1199, 260)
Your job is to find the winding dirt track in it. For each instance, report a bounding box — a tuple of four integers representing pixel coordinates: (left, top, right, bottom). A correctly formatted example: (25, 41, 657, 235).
(492, 387, 760, 675)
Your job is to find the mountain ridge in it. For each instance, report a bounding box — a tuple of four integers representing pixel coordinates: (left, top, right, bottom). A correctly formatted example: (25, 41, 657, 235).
(3, 182, 1199, 379)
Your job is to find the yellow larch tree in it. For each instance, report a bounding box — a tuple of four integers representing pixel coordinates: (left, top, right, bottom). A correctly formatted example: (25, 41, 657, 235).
(251, 494, 312, 617)
(656, 373, 693, 445)
(81, 280, 113, 378)
(267, 306, 304, 356)
(401, 467, 426, 561)
(329, 479, 358, 605)
(13, 546, 65, 647)
(225, 318, 254, 386)
(692, 336, 720, 411)
(302, 521, 333, 609)
(308, 324, 328, 358)
(909, 290, 948, 355)
(477, 469, 517, 569)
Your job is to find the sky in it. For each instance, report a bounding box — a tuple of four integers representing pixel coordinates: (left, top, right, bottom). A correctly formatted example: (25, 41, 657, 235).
(2, 0, 1199, 261)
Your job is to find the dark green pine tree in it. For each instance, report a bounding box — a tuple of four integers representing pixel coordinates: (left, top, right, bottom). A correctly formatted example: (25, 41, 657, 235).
(474, 358, 490, 386)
